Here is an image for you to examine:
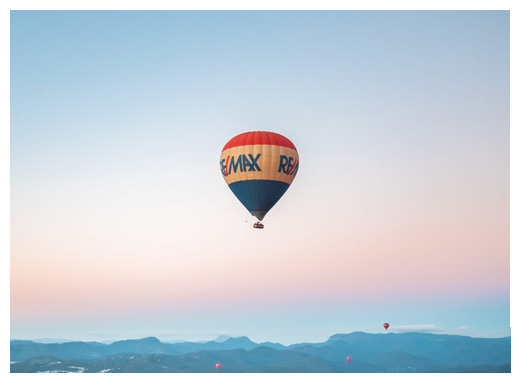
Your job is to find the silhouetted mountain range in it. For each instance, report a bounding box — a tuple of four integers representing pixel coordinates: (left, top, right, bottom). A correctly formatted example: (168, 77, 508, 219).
(10, 332, 511, 373)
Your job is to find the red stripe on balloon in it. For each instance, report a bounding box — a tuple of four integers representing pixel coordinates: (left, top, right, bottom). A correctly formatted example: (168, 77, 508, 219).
(222, 131, 297, 151)
(225, 155, 230, 176)
(286, 161, 297, 175)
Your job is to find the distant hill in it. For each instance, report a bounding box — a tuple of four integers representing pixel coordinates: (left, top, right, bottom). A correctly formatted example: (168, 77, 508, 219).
(10, 332, 511, 373)
(213, 335, 231, 343)
(291, 332, 511, 368)
(25, 338, 77, 344)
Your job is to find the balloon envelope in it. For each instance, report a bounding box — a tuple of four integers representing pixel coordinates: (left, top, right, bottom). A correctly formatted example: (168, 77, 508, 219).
(215, 363, 221, 370)
(384, 323, 389, 330)
(220, 131, 299, 221)
(347, 356, 351, 362)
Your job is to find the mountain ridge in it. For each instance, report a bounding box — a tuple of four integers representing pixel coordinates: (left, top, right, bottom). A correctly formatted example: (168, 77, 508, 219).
(10, 331, 511, 373)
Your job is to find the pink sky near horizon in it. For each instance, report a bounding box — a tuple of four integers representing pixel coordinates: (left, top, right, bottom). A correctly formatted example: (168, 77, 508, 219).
(11, 183, 509, 322)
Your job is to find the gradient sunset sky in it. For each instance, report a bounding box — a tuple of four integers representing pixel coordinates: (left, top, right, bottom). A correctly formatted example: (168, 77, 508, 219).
(10, 10, 510, 344)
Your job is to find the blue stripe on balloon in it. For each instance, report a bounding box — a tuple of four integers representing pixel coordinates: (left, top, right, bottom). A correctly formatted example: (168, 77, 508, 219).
(228, 180, 290, 218)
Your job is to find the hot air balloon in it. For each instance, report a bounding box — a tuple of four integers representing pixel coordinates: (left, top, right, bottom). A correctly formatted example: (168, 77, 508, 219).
(347, 356, 351, 362)
(384, 323, 389, 330)
(215, 363, 221, 370)
(220, 131, 299, 228)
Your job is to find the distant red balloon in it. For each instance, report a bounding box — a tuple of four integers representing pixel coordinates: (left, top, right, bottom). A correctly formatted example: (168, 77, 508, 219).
(384, 323, 389, 330)
(215, 363, 221, 370)
(347, 356, 351, 362)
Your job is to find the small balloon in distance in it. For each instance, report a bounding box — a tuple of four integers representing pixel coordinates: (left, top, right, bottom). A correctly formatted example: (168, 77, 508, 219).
(215, 363, 221, 370)
(383, 323, 389, 330)
(347, 356, 351, 362)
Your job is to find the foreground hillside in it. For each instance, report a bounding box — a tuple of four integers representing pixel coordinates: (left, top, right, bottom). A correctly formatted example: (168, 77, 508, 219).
(10, 332, 511, 373)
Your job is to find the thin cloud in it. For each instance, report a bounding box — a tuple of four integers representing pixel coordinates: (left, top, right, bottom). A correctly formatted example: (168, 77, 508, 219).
(390, 324, 443, 333)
